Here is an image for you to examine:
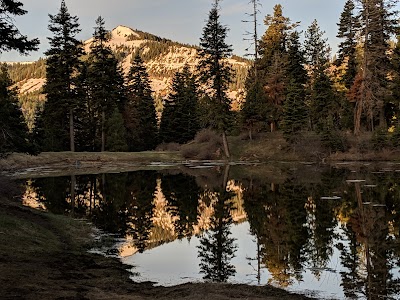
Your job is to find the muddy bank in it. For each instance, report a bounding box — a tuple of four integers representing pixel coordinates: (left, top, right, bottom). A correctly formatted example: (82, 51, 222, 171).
(0, 151, 185, 177)
(0, 176, 313, 300)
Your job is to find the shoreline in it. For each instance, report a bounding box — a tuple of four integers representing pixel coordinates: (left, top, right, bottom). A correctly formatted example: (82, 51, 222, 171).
(1, 151, 400, 178)
(0, 175, 314, 300)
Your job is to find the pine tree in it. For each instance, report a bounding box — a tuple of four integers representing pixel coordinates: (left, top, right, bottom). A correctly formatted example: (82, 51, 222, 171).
(258, 4, 297, 68)
(197, 0, 233, 158)
(312, 70, 339, 133)
(336, 0, 359, 89)
(281, 31, 309, 138)
(40, 0, 83, 151)
(241, 73, 267, 139)
(304, 20, 332, 131)
(0, 0, 39, 54)
(282, 79, 308, 138)
(357, 0, 398, 130)
(86, 16, 127, 151)
(264, 53, 287, 132)
(257, 4, 298, 132)
(286, 31, 308, 86)
(105, 108, 128, 152)
(124, 54, 157, 151)
(304, 20, 331, 78)
(159, 66, 200, 144)
(74, 61, 94, 151)
(0, 64, 31, 157)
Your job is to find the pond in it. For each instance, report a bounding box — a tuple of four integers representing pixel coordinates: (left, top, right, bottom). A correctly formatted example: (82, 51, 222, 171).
(20, 164, 400, 299)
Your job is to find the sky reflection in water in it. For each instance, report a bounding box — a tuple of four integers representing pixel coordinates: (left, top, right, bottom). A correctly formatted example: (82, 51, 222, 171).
(23, 165, 400, 300)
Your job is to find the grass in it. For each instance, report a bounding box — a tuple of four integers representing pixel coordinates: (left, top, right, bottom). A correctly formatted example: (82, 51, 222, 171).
(0, 211, 60, 254)
(0, 181, 135, 299)
(0, 200, 92, 259)
(0, 150, 184, 175)
(2, 130, 400, 178)
(229, 131, 302, 161)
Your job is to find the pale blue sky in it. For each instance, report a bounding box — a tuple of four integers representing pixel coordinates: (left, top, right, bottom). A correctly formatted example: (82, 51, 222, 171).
(0, 0, 397, 62)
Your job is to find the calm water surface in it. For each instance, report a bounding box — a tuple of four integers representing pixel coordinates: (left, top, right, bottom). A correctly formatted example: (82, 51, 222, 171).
(22, 165, 400, 299)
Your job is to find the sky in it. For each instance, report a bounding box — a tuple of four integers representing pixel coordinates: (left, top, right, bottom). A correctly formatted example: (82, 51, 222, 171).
(0, 0, 398, 62)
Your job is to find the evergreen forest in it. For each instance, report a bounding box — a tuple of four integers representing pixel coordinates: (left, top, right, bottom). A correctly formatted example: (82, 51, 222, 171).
(1, 0, 400, 159)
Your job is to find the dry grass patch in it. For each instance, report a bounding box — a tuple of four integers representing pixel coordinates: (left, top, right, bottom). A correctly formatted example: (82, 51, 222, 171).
(0, 151, 184, 173)
(181, 129, 224, 160)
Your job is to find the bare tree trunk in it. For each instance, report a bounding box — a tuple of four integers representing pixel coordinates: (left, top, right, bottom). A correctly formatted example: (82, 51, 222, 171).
(69, 108, 75, 152)
(354, 100, 362, 135)
(89, 177, 93, 214)
(257, 238, 261, 285)
(270, 121, 276, 132)
(93, 176, 97, 209)
(222, 131, 230, 159)
(101, 110, 105, 152)
(70, 175, 76, 216)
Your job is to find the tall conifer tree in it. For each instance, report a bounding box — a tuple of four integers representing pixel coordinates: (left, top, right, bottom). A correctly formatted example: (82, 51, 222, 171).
(311, 71, 339, 133)
(0, 64, 31, 156)
(159, 66, 199, 144)
(282, 32, 308, 137)
(304, 20, 333, 131)
(0, 0, 37, 156)
(304, 20, 331, 78)
(0, 0, 39, 54)
(357, 0, 398, 130)
(41, 0, 83, 151)
(259, 4, 297, 68)
(257, 4, 298, 131)
(336, 0, 359, 89)
(86, 16, 126, 151)
(124, 54, 157, 151)
(197, 0, 233, 158)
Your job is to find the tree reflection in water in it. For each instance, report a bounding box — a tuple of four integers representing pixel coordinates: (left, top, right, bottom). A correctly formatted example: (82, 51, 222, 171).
(26, 166, 400, 297)
(197, 189, 237, 282)
(243, 179, 309, 287)
(161, 173, 200, 240)
(125, 171, 157, 253)
(339, 175, 400, 300)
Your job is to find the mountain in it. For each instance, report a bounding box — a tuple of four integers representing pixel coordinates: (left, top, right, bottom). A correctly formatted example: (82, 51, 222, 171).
(8, 25, 250, 128)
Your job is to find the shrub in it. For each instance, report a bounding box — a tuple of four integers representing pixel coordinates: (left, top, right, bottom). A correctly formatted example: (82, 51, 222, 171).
(391, 125, 400, 148)
(371, 128, 389, 151)
(321, 129, 348, 153)
(194, 128, 221, 144)
(156, 142, 181, 151)
(180, 129, 223, 159)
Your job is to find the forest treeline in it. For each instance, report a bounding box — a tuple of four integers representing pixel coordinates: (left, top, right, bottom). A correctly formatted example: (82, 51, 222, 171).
(1, 0, 400, 158)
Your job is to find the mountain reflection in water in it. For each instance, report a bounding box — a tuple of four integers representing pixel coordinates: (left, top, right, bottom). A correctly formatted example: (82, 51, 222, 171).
(22, 165, 400, 299)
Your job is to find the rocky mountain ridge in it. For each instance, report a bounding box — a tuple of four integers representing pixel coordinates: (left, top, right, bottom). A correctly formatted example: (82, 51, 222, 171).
(12, 25, 249, 102)
(8, 25, 249, 129)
